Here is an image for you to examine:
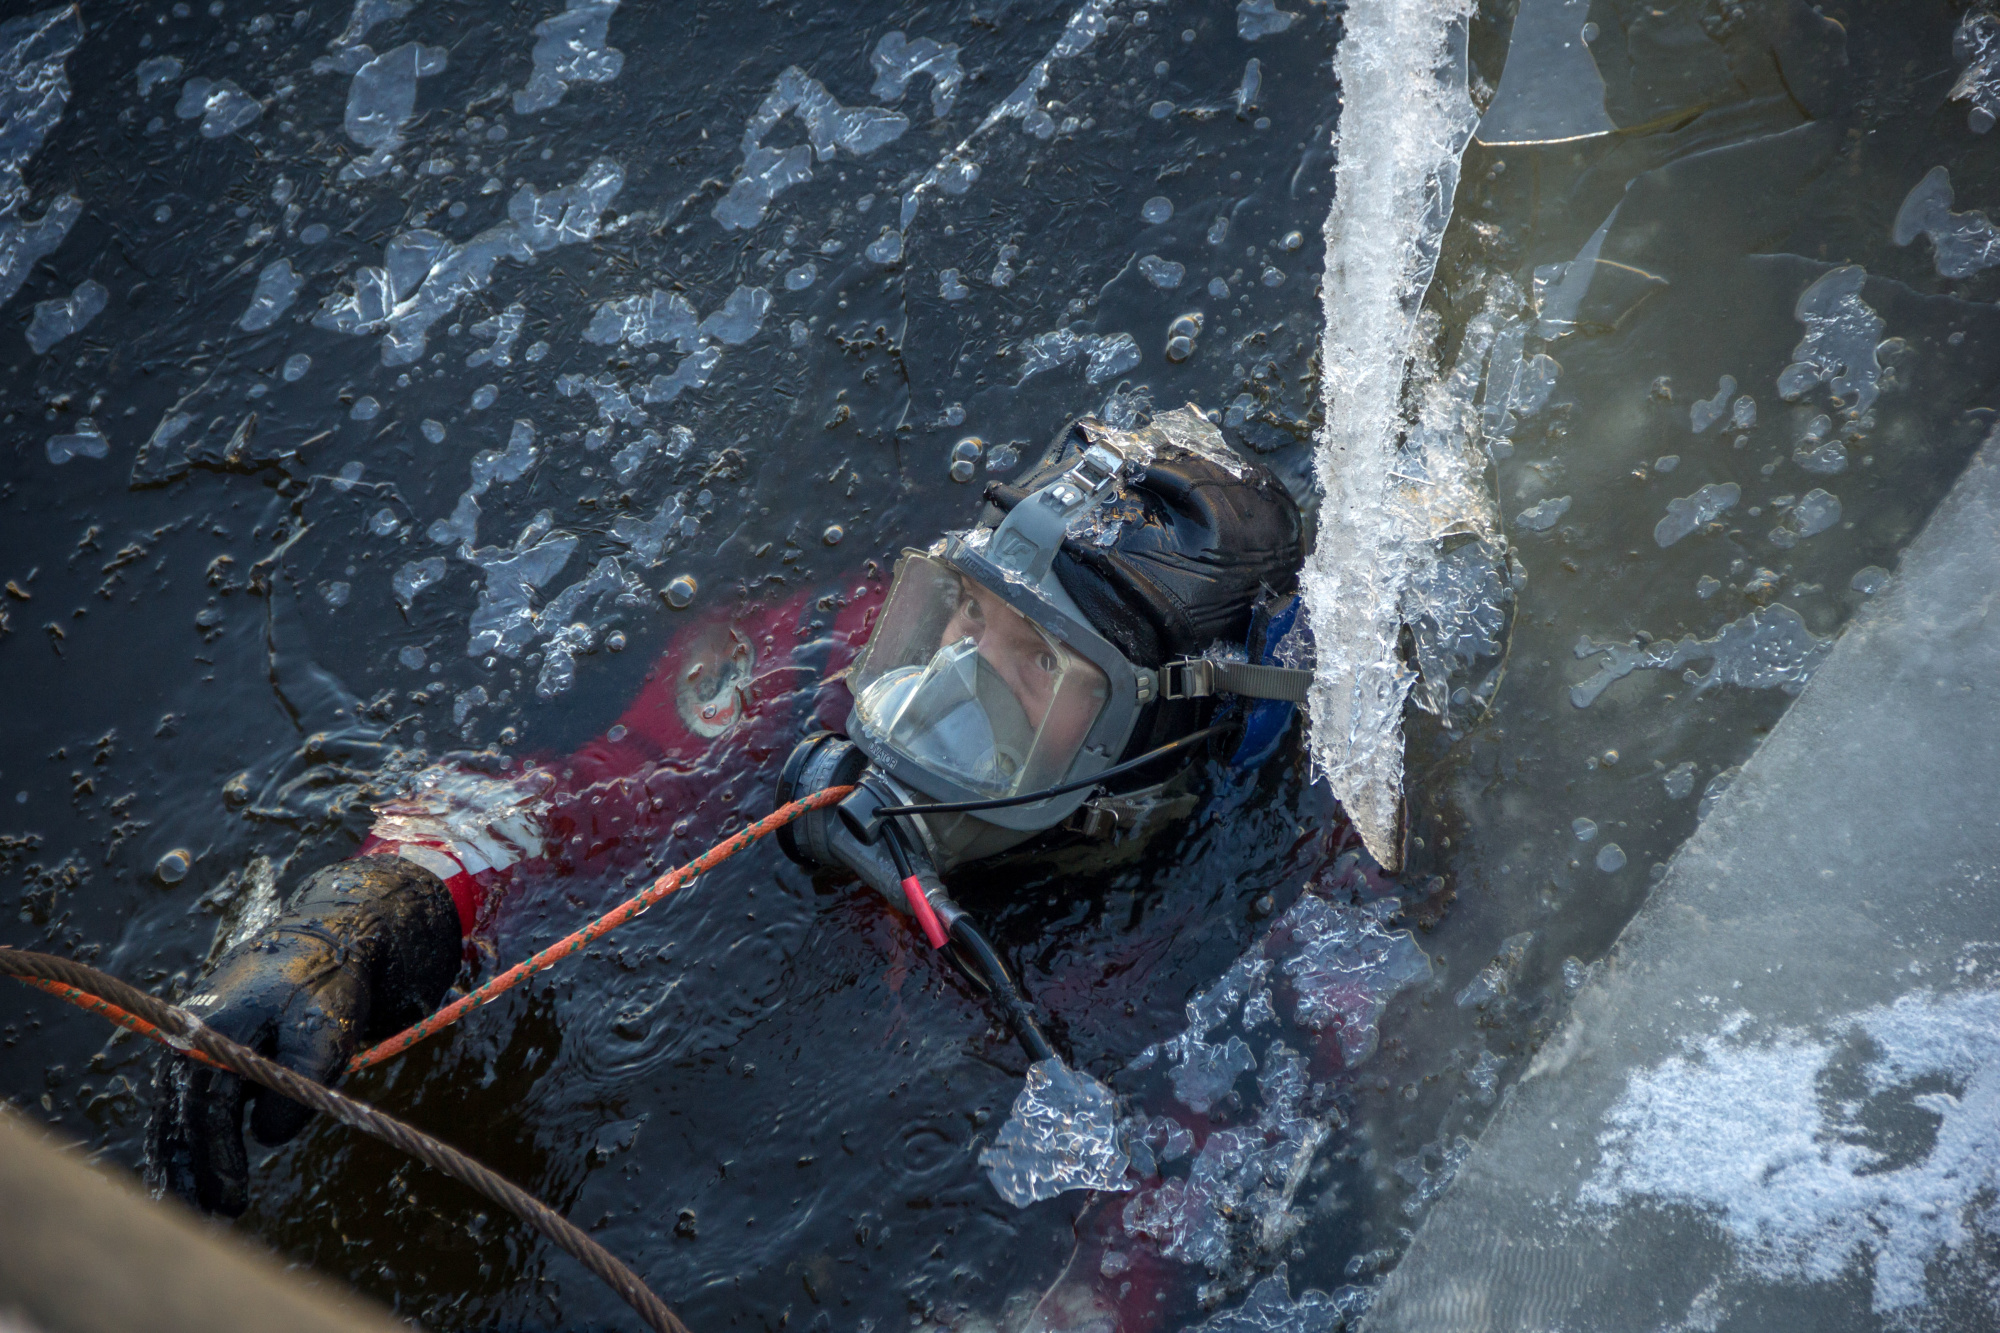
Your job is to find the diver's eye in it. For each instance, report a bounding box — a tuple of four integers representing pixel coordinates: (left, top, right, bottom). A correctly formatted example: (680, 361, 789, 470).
(1036, 651, 1058, 673)
(959, 596, 985, 624)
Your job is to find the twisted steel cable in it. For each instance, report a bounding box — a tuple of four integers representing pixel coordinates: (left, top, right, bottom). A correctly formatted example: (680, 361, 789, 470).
(0, 946, 690, 1333)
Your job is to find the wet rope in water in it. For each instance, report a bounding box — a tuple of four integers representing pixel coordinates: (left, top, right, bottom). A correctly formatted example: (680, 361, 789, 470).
(0, 787, 855, 1333)
(352, 784, 853, 1069)
(0, 946, 691, 1333)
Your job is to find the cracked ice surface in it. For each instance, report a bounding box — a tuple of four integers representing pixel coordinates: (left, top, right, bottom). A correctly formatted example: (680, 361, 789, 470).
(1585, 989, 2000, 1316)
(1305, 0, 1481, 869)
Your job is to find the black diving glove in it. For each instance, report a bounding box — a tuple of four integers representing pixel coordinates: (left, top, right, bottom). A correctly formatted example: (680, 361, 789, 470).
(146, 854, 461, 1215)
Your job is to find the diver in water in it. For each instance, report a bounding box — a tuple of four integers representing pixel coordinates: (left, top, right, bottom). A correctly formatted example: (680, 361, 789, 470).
(148, 403, 1313, 1215)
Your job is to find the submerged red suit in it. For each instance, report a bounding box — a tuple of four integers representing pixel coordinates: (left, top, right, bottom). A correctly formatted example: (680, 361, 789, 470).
(359, 572, 885, 939)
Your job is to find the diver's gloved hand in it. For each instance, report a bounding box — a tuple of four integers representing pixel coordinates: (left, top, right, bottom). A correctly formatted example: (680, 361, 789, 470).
(146, 855, 461, 1216)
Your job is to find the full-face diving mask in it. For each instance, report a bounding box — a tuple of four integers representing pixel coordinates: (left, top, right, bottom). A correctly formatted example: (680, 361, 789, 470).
(847, 443, 1156, 835)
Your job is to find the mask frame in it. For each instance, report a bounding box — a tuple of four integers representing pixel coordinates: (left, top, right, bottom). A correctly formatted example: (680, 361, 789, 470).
(847, 444, 1159, 833)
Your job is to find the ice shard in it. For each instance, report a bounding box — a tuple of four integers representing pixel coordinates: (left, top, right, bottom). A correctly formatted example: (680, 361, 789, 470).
(1305, 0, 1480, 869)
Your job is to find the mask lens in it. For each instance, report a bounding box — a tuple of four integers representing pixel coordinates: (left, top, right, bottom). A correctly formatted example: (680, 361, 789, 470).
(852, 554, 1110, 799)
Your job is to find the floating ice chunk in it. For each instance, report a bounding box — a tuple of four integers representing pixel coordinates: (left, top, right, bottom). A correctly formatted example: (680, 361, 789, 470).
(135, 55, 182, 96)
(464, 512, 579, 658)
(392, 555, 444, 607)
(1951, 8, 2000, 133)
(1731, 394, 1757, 429)
(643, 345, 720, 405)
(1655, 454, 1679, 473)
(514, 0, 622, 114)
(237, 259, 300, 331)
(470, 384, 498, 410)
(1515, 495, 1570, 532)
(696, 285, 772, 345)
(979, 1058, 1132, 1208)
(937, 267, 968, 301)
(1777, 265, 1884, 412)
(283, 352, 312, 381)
(1456, 930, 1533, 1009)
(25, 278, 105, 353)
(610, 426, 678, 483)
(315, 160, 622, 364)
(470, 419, 536, 494)
(1572, 817, 1597, 841)
(1017, 327, 1141, 385)
(1890, 166, 2000, 278)
(1791, 412, 1847, 475)
(1789, 488, 1841, 538)
(1141, 195, 1174, 224)
(369, 507, 401, 537)
(531, 555, 647, 695)
(1595, 842, 1627, 872)
(339, 42, 447, 178)
(783, 262, 816, 290)
(864, 228, 903, 264)
(975, 0, 1112, 141)
(609, 493, 685, 564)
(45, 420, 107, 464)
(557, 371, 644, 424)
(714, 67, 909, 231)
(466, 303, 525, 367)
(1305, 0, 1483, 869)
(1237, 0, 1299, 41)
(1654, 482, 1739, 547)
(0, 193, 79, 314)
(1473, 0, 1614, 145)
(1570, 604, 1831, 708)
(328, 0, 411, 52)
(350, 396, 380, 421)
(1138, 254, 1185, 289)
(1690, 374, 1736, 433)
(175, 78, 262, 137)
(1235, 58, 1262, 116)
(1172, 1034, 1257, 1114)
(0, 9, 83, 315)
(870, 31, 962, 117)
(1584, 988, 2000, 1315)
(585, 287, 698, 349)
(1662, 761, 1698, 799)
(1282, 895, 1432, 1064)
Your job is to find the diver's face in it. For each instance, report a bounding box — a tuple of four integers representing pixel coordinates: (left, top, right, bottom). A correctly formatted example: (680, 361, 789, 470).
(941, 582, 1062, 729)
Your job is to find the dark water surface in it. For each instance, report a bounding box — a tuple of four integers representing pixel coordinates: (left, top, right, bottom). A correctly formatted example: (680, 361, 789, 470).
(4, 0, 1998, 1328)
(0, 2, 1342, 1329)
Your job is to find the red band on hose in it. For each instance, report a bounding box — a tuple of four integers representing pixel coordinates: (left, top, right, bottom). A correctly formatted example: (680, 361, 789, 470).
(902, 876, 947, 949)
